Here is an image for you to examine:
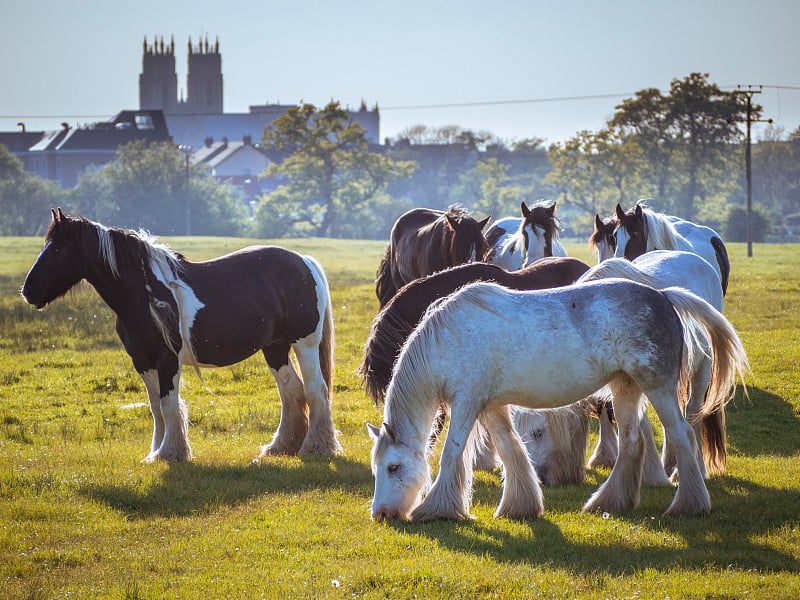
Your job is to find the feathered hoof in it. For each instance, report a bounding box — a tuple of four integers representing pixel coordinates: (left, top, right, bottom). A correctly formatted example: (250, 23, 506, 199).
(663, 494, 711, 517)
(494, 502, 543, 520)
(142, 447, 192, 463)
(259, 436, 304, 457)
(411, 504, 476, 522)
(298, 433, 343, 456)
(582, 490, 636, 515)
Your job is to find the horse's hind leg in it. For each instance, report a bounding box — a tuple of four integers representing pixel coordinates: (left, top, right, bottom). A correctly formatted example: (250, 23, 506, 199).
(639, 412, 671, 487)
(651, 387, 710, 516)
(260, 344, 308, 457)
(293, 341, 342, 455)
(481, 406, 544, 519)
(583, 377, 646, 514)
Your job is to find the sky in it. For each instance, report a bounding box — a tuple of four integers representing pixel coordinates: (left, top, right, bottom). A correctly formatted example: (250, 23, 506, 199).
(2, 0, 798, 145)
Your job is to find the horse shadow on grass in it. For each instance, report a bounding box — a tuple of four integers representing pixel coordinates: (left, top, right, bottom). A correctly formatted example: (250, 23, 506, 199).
(385, 474, 800, 576)
(77, 455, 374, 520)
(725, 386, 800, 457)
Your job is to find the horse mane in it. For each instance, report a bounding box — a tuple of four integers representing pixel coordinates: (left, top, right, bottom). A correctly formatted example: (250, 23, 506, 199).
(384, 281, 507, 439)
(64, 217, 198, 368)
(513, 399, 590, 485)
(637, 203, 688, 252)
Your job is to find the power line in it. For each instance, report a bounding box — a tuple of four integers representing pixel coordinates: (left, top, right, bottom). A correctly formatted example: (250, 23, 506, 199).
(381, 92, 636, 111)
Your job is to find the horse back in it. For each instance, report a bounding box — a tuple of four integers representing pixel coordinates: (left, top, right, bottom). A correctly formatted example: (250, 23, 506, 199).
(183, 246, 322, 366)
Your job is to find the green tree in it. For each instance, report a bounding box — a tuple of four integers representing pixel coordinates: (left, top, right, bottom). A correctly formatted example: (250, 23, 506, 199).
(70, 140, 247, 235)
(0, 144, 63, 235)
(610, 73, 753, 219)
(257, 102, 416, 238)
(722, 203, 770, 242)
(467, 158, 522, 219)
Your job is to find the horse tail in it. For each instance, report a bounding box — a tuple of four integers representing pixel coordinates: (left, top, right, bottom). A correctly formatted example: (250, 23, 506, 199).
(710, 236, 730, 296)
(375, 245, 397, 307)
(303, 255, 335, 399)
(660, 287, 749, 422)
(699, 401, 727, 476)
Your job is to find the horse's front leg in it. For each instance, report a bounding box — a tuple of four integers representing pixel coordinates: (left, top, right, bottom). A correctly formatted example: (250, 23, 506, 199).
(143, 357, 192, 462)
(140, 369, 165, 455)
(587, 396, 618, 470)
(411, 393, 481, 521)
(260, 345, 308, 457)
(481, 405, 544, 519)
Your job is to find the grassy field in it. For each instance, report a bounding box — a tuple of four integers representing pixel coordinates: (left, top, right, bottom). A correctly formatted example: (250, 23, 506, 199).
(1, 235, 798, 599)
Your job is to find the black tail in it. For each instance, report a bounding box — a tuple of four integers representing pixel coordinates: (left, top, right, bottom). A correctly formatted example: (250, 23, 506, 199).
(711, 236, 730, 296)
(375, 245, 397, 308)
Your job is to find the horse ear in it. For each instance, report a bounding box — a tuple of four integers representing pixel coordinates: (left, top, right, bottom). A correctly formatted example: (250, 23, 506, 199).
(51, 208, 58, 223)
(520, 202, 530, 218)
(615, 204, 626, 220)
(383, 422, 397, 443)
(594, 214, 603, 230)
(634, 204, 643, 218)
(57, 207, 65, 221)
(367, 423, 381, 440)
(444, 213, 458, 230)
(546, 202, 556, 216)
(478, 215, 491, 230)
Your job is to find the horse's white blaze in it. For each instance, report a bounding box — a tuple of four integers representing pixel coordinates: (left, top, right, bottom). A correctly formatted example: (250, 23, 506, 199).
(613, 227, 631, 259)
(595, 239, 615, 262)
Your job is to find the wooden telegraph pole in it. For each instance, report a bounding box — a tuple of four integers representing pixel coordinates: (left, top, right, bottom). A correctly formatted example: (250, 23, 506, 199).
(733, 86, 771, 257)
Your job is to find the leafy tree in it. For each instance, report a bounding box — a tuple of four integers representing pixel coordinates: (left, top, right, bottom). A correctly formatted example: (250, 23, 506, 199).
(609, 73, 754, 219)
(466, 158, 522, 219)
(70, 140, 247, 235)
(722, 203, 770, 242)
(0, 144, 63, 235)
(256, 102, 416, 238)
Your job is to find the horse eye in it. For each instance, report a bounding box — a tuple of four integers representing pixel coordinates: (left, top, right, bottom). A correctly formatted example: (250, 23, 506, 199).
(530, 429, 544, 439)
(387, 464, 400, 474)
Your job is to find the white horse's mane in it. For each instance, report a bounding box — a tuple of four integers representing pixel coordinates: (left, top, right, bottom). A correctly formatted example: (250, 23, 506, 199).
(635, 202, 689, 252)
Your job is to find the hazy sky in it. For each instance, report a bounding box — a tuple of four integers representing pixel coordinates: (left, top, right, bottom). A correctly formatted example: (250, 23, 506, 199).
(2, 0, 798, 144)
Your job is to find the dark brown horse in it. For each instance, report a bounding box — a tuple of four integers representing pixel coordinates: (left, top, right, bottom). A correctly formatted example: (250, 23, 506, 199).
(22, 210, 341, 462)
(360, 257, 590, 405)
(374, 206, 491, 307)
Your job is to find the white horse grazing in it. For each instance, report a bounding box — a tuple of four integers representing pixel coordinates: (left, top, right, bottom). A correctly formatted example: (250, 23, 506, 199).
(614, 203, 730, 295)
(368, 279, 748, 521)
(485, 201, 567, 271)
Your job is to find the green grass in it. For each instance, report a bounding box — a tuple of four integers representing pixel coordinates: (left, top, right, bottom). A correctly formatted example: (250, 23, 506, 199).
(1, 236, 798, 599)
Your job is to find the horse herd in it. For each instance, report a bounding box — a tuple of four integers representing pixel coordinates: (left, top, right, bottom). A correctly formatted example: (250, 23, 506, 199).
(21, 203, 748, 522)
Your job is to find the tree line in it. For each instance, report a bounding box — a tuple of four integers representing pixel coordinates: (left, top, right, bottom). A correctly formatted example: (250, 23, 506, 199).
(1, 73, 798, 241)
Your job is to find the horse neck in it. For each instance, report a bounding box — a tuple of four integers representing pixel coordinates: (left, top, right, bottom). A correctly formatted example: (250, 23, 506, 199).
(384, 363, 441, 448)
(81, 232, 146, 316)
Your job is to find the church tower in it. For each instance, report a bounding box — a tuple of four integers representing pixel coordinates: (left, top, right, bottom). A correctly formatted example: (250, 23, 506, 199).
(184, 35, 223, 114)
(139, 36, 178, 113)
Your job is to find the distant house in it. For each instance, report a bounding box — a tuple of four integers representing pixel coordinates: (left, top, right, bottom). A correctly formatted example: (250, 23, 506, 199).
(2, 110, 171, 188)
(192, 136, 279, 199)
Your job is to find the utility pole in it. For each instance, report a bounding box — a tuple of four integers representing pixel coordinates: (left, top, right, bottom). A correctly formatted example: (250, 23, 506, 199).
(732, 86, 771, 257)
(179, 145, 193, 236)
